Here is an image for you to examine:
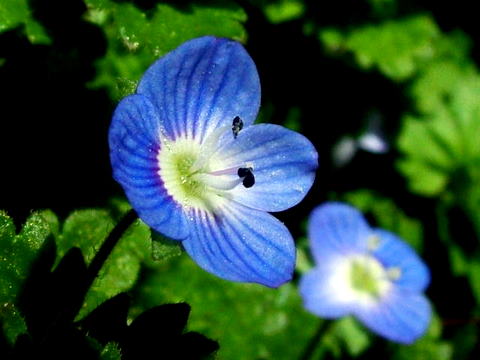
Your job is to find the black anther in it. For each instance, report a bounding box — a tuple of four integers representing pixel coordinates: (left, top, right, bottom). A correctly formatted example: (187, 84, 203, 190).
(237, 167, 255, 188)
(232, 116, 243, 139)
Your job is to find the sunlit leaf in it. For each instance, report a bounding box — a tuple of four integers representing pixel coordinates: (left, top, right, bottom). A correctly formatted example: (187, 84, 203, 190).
(86, 0, 247, 99)
(0, 210, 56, 343)
(263, 0, 305, 24)
(0, 0, 50, 44)
(151, 232, 182, 262)
(318, 15, 467, 81)
(57, 209, 114, 264)
(55, 209, 152, 319)
(332, 317, 370, 357)
(100, 342, 122, 360)
(129, 255, 321, 360)
(397, 63, 480, 198)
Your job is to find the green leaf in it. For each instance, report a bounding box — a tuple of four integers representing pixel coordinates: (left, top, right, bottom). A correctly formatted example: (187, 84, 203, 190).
(319, 15, 467, 82)
(56, 209, 114, 264)
(86, 0, 247, 100)
(319, 15, 439, 80)
(397, 63, 480, 198)
(341, 189, 424, 252)
(129, 255, 321, 360)
(448, 243, 469, 276)
(0, 210, 56, 343)
(283, 107, 302, 132)
(0, 0, 51, 44)
(263, 0, 305, 24)
(100, 342, 122, 360)
(55, 209, 152, 319)
(331, 317, 370, 357)
(0, 0, 29, 32)
(467, 260, 480, 304)
(151, 232, 182, 262)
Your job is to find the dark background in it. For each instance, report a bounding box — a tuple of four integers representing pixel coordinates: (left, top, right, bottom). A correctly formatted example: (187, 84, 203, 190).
(2, 0, 480, 358)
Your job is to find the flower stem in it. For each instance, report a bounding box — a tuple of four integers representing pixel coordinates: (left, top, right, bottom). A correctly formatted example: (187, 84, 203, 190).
(86, 208, 138, 288)
(298, 320, 330, 360)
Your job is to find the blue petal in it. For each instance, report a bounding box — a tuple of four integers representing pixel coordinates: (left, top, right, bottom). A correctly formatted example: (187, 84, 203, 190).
(299, 263, 351, 319)
(213, 124, 318, 212)
(181, 201, 295, 287)
(373, 229, 430, 292)
(354, 289, 431, 344)
(137, 36, 260, 142)
(308, 202, 372, 263)
(109, 94, 190, 240)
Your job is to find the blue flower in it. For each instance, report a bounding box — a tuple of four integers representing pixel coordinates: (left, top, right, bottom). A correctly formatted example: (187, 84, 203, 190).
(299, 202, 431, 344)
(109, 36, 318, 287)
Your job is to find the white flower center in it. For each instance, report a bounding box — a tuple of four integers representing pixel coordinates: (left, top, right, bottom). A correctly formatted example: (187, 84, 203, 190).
(157, 124, 252, 211)
(328, 253, 401, 307)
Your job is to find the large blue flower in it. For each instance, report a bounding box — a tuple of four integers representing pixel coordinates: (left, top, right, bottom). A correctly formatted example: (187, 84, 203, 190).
(109, 36, 318, 287)
(299, 202, 431, 344)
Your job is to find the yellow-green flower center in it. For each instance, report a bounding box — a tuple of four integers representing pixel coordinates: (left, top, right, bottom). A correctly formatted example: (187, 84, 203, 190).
(158, 139, 213, 210)
(157, 134, 252, 211)
(348, 255, 390, 300)
(350, 259, 383, 297)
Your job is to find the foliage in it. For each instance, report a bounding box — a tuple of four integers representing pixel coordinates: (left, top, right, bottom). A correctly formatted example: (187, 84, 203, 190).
(84, 0, 247, 99)
(0, 0, 50, 43)
(0, 208, 217, 358)
(2, 0, 480, 358)
(0, 210, 53, 343)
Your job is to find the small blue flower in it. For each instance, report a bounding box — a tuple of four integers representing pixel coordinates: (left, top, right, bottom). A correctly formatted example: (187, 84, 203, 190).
(299, 202, 431, 344)
(109, 36, 318, 287)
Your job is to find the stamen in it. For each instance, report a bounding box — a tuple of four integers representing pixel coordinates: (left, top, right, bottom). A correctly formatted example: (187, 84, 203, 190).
(238, 167, 255, 188)
(232, 116, 243, 139)
(191, 125, 230, 172)
(367, 235, 381, 252)
(387, 267, 402, 280)
(194, 173, 243, 191)
(208, 166, 242, 176)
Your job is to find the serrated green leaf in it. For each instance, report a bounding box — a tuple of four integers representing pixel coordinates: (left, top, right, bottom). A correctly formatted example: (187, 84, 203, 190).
(57, 209, 114, 264)
(130, 255, 320, 360)
(397, 155, 449, 197)
(397, 63, 480, 198)
(55, 209, 151, 319)
(0, 210, 56, 343)
(79, 218, 151, 319)
(319, 15, 440, 81)
(86, 0, 247, 100)
(0, 0, 51, 44)
(100, 341, 122, 360)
